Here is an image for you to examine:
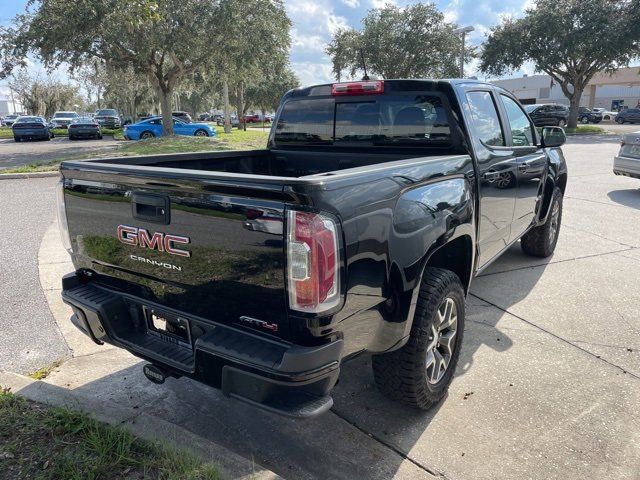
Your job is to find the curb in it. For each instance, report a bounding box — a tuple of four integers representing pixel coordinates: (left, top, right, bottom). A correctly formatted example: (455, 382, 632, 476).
(35, 221, 283, 480)
(0, 371, 280, 480)
(0, 170, 59, 179)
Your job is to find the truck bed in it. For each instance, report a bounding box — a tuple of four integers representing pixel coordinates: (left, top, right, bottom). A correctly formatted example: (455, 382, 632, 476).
(63, 148, 456, 179)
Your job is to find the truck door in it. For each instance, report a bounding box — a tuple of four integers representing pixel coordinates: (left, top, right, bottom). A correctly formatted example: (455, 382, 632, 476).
(497, 94, 548, 242)
(464, 90, 518, 267)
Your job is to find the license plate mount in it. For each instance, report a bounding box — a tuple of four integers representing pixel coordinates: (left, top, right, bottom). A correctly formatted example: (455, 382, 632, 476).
(144, 306, 192, 347)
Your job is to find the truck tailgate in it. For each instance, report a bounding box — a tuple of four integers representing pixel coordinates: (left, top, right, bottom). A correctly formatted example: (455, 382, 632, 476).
(61, 167, 291, 337)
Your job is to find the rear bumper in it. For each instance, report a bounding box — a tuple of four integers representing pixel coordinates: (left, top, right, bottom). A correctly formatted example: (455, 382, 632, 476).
(614, 155, 640, 179)
(61, 272, 342, 418)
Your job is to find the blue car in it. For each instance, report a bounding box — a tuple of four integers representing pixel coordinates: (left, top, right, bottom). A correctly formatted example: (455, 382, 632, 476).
(123, 116, 217, 140)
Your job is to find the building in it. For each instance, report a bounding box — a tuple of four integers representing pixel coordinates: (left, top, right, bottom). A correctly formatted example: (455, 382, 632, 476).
(492, 66, 640, 111)
(0, 91, 24, 116)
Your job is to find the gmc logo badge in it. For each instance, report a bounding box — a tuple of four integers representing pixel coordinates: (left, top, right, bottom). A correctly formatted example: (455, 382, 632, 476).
(117, 225, 191, 257)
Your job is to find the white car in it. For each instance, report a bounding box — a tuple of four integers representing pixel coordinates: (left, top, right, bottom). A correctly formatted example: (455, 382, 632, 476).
(592, 108, 617, 122)
(50, 111, 80, 129)
(614, 131, 640, 180)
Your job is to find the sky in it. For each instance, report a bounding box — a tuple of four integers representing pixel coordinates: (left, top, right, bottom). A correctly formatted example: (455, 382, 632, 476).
(0, 0, 537, 94)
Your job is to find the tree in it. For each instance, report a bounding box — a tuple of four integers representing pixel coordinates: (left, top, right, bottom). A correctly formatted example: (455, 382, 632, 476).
(245, 67, 299, 113)
(8, 70, 81, 118)
(326, 3, 469, 80)
(101, 65, 156, 120)
(480, 0, 640, 128)
(73, 59, 109, 110)
(216, 0, 291, 131)
(1, 0, 227, 135)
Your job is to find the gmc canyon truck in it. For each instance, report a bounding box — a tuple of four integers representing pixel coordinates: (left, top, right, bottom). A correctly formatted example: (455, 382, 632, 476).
(58, 80, 567, 418)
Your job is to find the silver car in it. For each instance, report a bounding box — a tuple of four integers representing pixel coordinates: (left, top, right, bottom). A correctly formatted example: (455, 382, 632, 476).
(614, 131, 640, 180)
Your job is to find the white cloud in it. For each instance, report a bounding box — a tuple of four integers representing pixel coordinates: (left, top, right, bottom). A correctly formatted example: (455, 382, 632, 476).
(341, 0, 360, 7)
(292, 61, 335, 87)
(371, 0, 395, 8)
(326, 13, 349, 35)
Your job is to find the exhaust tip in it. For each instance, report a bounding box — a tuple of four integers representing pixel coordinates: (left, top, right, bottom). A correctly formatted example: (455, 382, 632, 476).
(143, 364, 167, 384)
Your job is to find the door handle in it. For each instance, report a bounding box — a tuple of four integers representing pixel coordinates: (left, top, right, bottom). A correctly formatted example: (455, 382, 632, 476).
(484, 171, 501, 182)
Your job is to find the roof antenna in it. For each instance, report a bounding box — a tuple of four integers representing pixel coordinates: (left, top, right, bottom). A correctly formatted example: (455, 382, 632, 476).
(359, 49, 370, 81)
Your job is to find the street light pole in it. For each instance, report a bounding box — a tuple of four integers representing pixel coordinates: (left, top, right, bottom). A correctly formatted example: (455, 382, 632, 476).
(453, 26, 474, 78)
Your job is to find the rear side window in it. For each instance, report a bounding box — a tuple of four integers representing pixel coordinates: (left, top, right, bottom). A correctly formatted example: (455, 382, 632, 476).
(500, 95, 534, 146)
(466, 91, 504, 147)
(273, 94, 452, 148)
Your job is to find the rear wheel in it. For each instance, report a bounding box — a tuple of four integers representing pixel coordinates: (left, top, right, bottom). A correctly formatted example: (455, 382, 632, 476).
(14, 136, 20, 142)
(521, 187, 563, 257)
(194, 129, 208, 137)
(557, 119, 567, 127)
(140, 131, 154, 139)
(617, 117, 625, 124)
(372, 268, 465, 409)
(580, 116, 589, 124)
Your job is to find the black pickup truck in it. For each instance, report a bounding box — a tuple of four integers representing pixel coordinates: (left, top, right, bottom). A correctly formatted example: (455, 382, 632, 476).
(58, 79, 567, 418)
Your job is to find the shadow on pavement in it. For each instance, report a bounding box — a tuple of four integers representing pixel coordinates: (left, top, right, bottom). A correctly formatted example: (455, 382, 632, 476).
(607, 188, 640, 209)
(19, 247, 550, 480)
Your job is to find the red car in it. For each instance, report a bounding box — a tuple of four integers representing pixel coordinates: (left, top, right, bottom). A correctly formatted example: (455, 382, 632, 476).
(243, 114, 271, 123)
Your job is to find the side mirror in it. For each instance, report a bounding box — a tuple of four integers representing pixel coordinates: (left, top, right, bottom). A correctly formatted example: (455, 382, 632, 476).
(541, 126, 566, 148)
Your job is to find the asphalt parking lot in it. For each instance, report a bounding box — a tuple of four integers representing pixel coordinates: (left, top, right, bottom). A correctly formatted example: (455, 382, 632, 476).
(1, 133, 639, 479)
(0, 135, 122, 169)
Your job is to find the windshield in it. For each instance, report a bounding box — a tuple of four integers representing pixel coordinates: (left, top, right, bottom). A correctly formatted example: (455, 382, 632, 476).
(274, 94, 452, 148)
(73, 117, 94, 123)
(54, 112, 78, 118)
(16, 116, 41, 123)
(96, 109, 117, 116)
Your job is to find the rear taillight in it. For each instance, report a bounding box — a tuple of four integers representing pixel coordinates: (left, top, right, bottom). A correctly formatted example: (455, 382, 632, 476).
(287, 210, 340, 313)
(332, 80, 384, 96)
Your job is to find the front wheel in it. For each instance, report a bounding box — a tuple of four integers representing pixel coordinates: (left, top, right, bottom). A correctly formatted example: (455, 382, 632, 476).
(140, 131, 154, 140)
(521, 187, 563, 257)
(617, 117, 625, 124)
(372, 268, 465, 409)
(580, 116, 589, 124)
(14, 136, 20, 142)
(194, 129, 208, 137)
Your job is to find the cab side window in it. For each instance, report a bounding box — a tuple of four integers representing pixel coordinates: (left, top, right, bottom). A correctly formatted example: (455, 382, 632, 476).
(466, 91, 505, 147)
(500, 95, 534, 146)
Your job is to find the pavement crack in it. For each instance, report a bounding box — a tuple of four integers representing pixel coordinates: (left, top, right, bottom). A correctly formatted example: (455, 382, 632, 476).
(329, 408, 450, 479)
(564, 195, 640, 210)
(469, 293, 640, 381)
(477, 247, 638, 277)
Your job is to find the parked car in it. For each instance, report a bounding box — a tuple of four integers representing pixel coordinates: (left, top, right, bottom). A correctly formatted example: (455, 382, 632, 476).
(69, 117, 103, 140)
(216, 115, 240, 127)
(58, 79, 567, 418)
(244, 114, 272, 123)
(172, 111, 192, 123)
(592, 108, 617, 121)
(198, 113, 211, 121)
(615, 108, 640, 124)
(614, 131, 640, 180)
(3, 114, 20, 127)
(94, 108, 121, 129)
(123, 116, 216, 140)
(51, 111, 80, 129)
(12, 115, 53, 141)
(524, 103, 569, 127)
(578, 107, 603, 124)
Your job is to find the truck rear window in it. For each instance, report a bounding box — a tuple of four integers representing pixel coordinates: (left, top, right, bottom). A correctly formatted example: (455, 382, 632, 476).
(274, 95, 451, 148)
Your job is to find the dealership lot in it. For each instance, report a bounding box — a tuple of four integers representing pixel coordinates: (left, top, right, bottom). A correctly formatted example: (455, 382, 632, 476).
(0, 136, 122, 169)
(1, 134, 639, 479)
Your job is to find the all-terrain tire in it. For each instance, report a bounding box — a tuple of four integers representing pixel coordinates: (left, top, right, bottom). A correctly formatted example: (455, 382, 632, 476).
(372, 268, 465, 409)
(521, 187, 563, 257)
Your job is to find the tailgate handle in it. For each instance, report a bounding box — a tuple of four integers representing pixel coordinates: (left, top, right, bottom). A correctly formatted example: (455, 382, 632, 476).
(131, 193, 171, 224)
